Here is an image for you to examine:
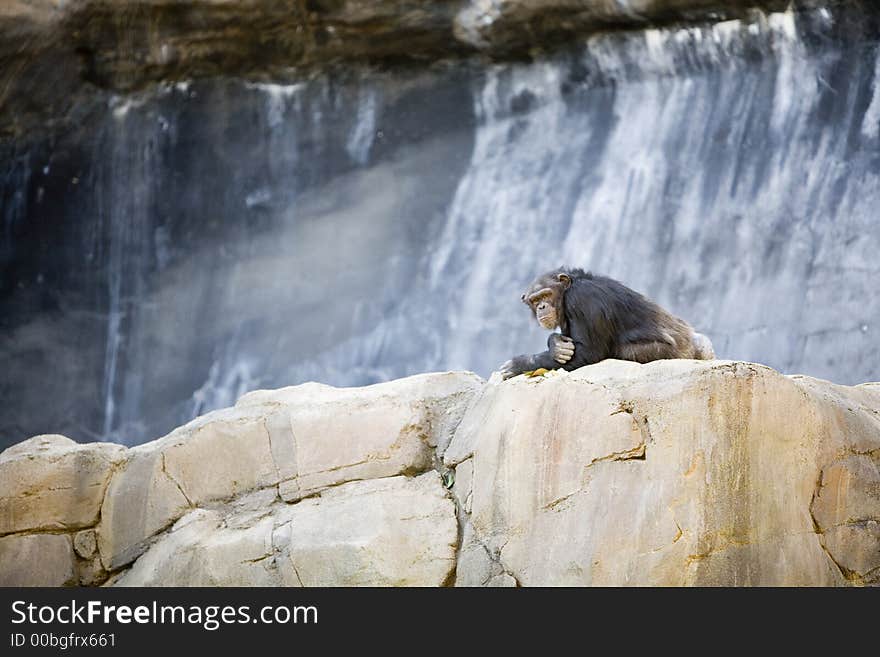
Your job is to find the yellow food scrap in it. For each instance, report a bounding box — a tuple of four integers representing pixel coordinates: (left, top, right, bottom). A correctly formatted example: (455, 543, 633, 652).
(524, 368, 550, 378)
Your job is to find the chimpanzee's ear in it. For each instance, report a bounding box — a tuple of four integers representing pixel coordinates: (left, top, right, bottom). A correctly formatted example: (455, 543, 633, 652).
(557, 273, 572, 289)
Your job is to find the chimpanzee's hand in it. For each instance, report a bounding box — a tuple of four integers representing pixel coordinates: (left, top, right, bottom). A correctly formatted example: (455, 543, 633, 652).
(548, 334, 575, 364)
(499, 357, 528, 381)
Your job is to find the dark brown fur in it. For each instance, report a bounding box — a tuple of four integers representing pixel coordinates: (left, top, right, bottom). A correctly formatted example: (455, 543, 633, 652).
(501, 268, 714, 379)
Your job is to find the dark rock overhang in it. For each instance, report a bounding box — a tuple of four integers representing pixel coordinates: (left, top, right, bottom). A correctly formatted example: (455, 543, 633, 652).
(3, 0, 838, 138)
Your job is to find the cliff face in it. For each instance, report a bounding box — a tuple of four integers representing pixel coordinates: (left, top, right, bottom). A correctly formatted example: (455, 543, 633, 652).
(2, 360, 878, 587)
(3, 2, 880, 449)
(1, 0, 793, 136)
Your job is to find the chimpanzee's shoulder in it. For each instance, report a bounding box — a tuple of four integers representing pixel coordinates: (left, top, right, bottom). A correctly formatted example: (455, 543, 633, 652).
(559, 266, 592, 280)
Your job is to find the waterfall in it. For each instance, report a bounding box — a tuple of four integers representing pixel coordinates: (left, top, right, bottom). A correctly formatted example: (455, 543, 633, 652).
(1, 4, 878, 447)
(420, 7, 879, 379)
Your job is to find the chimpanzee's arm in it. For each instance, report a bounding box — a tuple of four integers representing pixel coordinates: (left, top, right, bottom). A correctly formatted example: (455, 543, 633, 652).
(501, 333, 578, 379)
(558, 321, 610, 371)
(559, 339, 606, 371)
(499, 350, 560, 380)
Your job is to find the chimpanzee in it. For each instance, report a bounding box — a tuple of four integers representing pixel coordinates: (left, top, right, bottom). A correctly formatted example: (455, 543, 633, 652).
(499, 268, 714, 380)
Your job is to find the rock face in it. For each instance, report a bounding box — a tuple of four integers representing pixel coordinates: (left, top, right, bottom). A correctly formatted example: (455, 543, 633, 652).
(0, 0, 790, 135)
(115, 474, 457, 586)
(0, 434, 124, 535)
(1, 361, 879, 586)
(6, 4, 880, 449)
(0, 534, 77, 587)
(447, 361, 880, 586)
(95, 371, 480, 571)
(0, 371, 476, 586)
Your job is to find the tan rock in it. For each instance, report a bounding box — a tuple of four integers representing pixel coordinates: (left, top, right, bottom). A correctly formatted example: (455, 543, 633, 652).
(77, 556, 107, 587)
(822, 522, 880, 581)
(115, 509, 278, 587)
(274, 473, 457, 586)
(161, 405, 279, 504)
(95, 372, 480, 571)
(486, 573, 518, 587)
(810, 454, 880, 582)
(96, 447, 192, 571)
(449, 359, 880, 586)
(96, 404, 282, 571)
(73, 529, 97, 559)
(810, 456, 880, 530)
(451, 457, 473, 514)
(5, 361, 878, 587)
(0, 533, 76, 586)
(454, 521, 509, 587)
(0, 434, 124, 535)
(238, 372, 483, 501)
(115, 473, 457, 587)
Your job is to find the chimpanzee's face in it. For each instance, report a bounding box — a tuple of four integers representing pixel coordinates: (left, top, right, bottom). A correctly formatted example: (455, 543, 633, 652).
(521, 272, 571, 330)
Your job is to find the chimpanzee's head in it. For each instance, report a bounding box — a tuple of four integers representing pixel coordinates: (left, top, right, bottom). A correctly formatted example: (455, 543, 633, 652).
(521, 270, 572, 330)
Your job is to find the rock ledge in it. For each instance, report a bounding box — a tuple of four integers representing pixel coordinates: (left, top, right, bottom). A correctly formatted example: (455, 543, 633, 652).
(1, 361, 878, 586)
